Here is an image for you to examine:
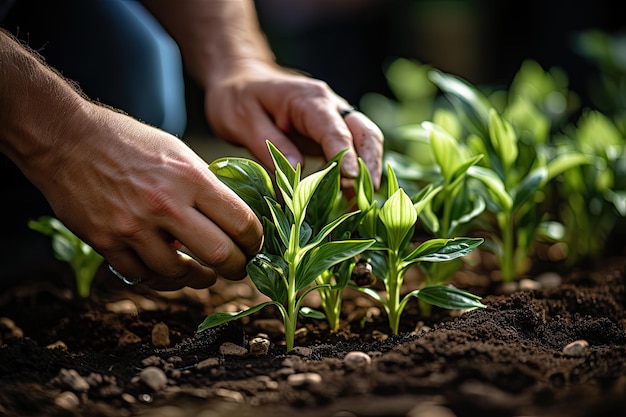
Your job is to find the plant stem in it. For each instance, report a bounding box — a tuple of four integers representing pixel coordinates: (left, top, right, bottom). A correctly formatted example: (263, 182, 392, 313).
(500, 212, 515, 282)
(386, 250, 403, 335)
(284, 261, 299, 351)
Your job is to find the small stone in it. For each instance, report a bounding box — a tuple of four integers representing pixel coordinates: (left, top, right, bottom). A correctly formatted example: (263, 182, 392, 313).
(215, 388, 244, 403)
(407, 402, 457, 417)
(55, 368, 90, 392)
(141, 355, 163, 367)
(46, 340, 68, 350)
(219, 342, 248, 356)
(54, 391, 80, 410)
(519, 278, 541, 291)
(343, 351, 371, 370)
(196, 357, 220, 370)
(105, 299, 138, 315)
(536, 272, 563, 288)
(290, 346, 312, 357)
(563, 339, 590, 357)
(249, 336, 270, 356)
(139, 366, 168, 391)
(287, 372, 322, 387)
(151, 322, 170, 348)
(118, 330, 142, 347)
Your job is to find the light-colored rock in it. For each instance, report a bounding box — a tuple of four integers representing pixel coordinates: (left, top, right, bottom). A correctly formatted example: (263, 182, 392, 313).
(343, 351, 372, 370)
(151, 322, 170, 348)
(140, 366, 168, 391)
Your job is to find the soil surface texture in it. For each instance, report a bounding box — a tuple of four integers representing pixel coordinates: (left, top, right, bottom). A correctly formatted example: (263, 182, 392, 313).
(1, 253, 625, 417)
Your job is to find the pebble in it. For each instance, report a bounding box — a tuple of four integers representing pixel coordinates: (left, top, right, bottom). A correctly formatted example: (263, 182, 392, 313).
(118, 330, 142, 347)
(249, 336, 270, 356)
(563, 339, 590, 357)
(407, 402, 457, 417)
(219, 342, 248, 356)
(519, 278, 541, 291)
(55, 368, 90, 392)
(343, 351, 372, 370)
(290, 346, 312, 357)
(196, 357, 220, 369)
(54, 391, 80, 410)
(139, 366, 168, 391)
(215, 388, 245, 403)
(46, 340, 68, 350)
(287, 372, 322, 387)
(105, 299, 138, 315)
(141, 355, 163, 367)
(151, 322, 170, 348)
(536, 272, 563, 288)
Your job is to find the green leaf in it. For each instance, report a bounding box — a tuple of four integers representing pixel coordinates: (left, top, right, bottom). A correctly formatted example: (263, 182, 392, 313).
(404, 237, 483, 264)
(379, 189, 417, 252)
(209, 157, 276, 220)
(304, 211, 361, 250)
(267, 140, 297, 187)
(414, 285, 486, 310)
(299, 306, 326, 319)
(428, 69, 491, 139)
(545, 152, 595, 185)
(306, 150, 346, 232)
(424, 121, 464, 183)
(293, 163, 336, 225)
(265, 197, 291, 249)
(386, 163, 400, 197)
(468, 166, 513, 211)
(488, 109, 518, 173)
(247, 254, 288, 305)
(197, 302, 277, 332)
(296, 240, 376, 290)
(512, 167, 546, 211)
(413, 183, 442, 218)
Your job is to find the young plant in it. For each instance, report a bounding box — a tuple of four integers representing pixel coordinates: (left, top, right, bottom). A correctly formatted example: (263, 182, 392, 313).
(352, 160, 486, 335)
(428, 69, 592, 282)
(28, 216, 104, 298)
(197, 141, 375, 351)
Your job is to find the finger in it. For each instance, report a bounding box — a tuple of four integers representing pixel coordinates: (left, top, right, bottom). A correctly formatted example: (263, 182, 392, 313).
(343, 110, 384, 189)
(163, 197, 260, 280)
(107, 240, 217, 291)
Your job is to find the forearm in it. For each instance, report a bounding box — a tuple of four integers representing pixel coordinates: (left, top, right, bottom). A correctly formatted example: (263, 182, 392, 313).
(0, 29, 88, 180)
(141, 0, 276, 89)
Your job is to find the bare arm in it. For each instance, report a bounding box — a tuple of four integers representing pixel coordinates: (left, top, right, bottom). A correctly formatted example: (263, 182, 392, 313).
(142, 0, 384, 187)
(0, 29, 263, 290)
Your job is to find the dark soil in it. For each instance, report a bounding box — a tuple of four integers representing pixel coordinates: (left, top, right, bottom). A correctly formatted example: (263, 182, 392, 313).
(1, 253, 625, 417)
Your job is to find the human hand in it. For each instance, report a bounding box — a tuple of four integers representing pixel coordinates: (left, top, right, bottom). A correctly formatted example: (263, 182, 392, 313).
(204, 62, 384, 188)
(29, 103, 264, 291)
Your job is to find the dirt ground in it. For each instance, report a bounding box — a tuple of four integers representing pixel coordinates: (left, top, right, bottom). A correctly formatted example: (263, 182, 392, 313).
(0, 249, 625, 417)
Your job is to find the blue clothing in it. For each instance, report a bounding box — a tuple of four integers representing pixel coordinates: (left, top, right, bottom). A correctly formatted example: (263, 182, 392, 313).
(2, 0, 187, 137)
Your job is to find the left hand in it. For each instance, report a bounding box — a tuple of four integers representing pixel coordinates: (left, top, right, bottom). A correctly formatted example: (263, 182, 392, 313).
(204, 62, 384, 188)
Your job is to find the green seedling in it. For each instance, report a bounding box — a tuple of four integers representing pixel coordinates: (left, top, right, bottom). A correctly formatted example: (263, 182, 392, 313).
(352, 160, 485, 335)
(198, 141, 375, 350)
(428, 69, 592, 282)
(28, 216, 104, 298)
(555, 110, 626, 265)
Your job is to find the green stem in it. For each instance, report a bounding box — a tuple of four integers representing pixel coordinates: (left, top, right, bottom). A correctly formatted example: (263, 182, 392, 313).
(386, 251, 403, 335)
(500, 212, 515, 282)
(284, 261, 299, 351)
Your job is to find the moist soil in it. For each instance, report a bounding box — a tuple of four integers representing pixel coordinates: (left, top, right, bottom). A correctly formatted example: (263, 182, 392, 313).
(1, 250, 625, 417)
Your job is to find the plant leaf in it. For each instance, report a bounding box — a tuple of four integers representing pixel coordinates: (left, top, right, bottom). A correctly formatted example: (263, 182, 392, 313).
(379, 189, 417, 251)
(468, 165, 513, 211)
(296, 240, 376, 290)
(247, 254, 288, 305)
(208, 157, 276, 220)
(414, 285, 486, 310)
(404, 237, 483, 264)
(197, 301, 278, 332)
